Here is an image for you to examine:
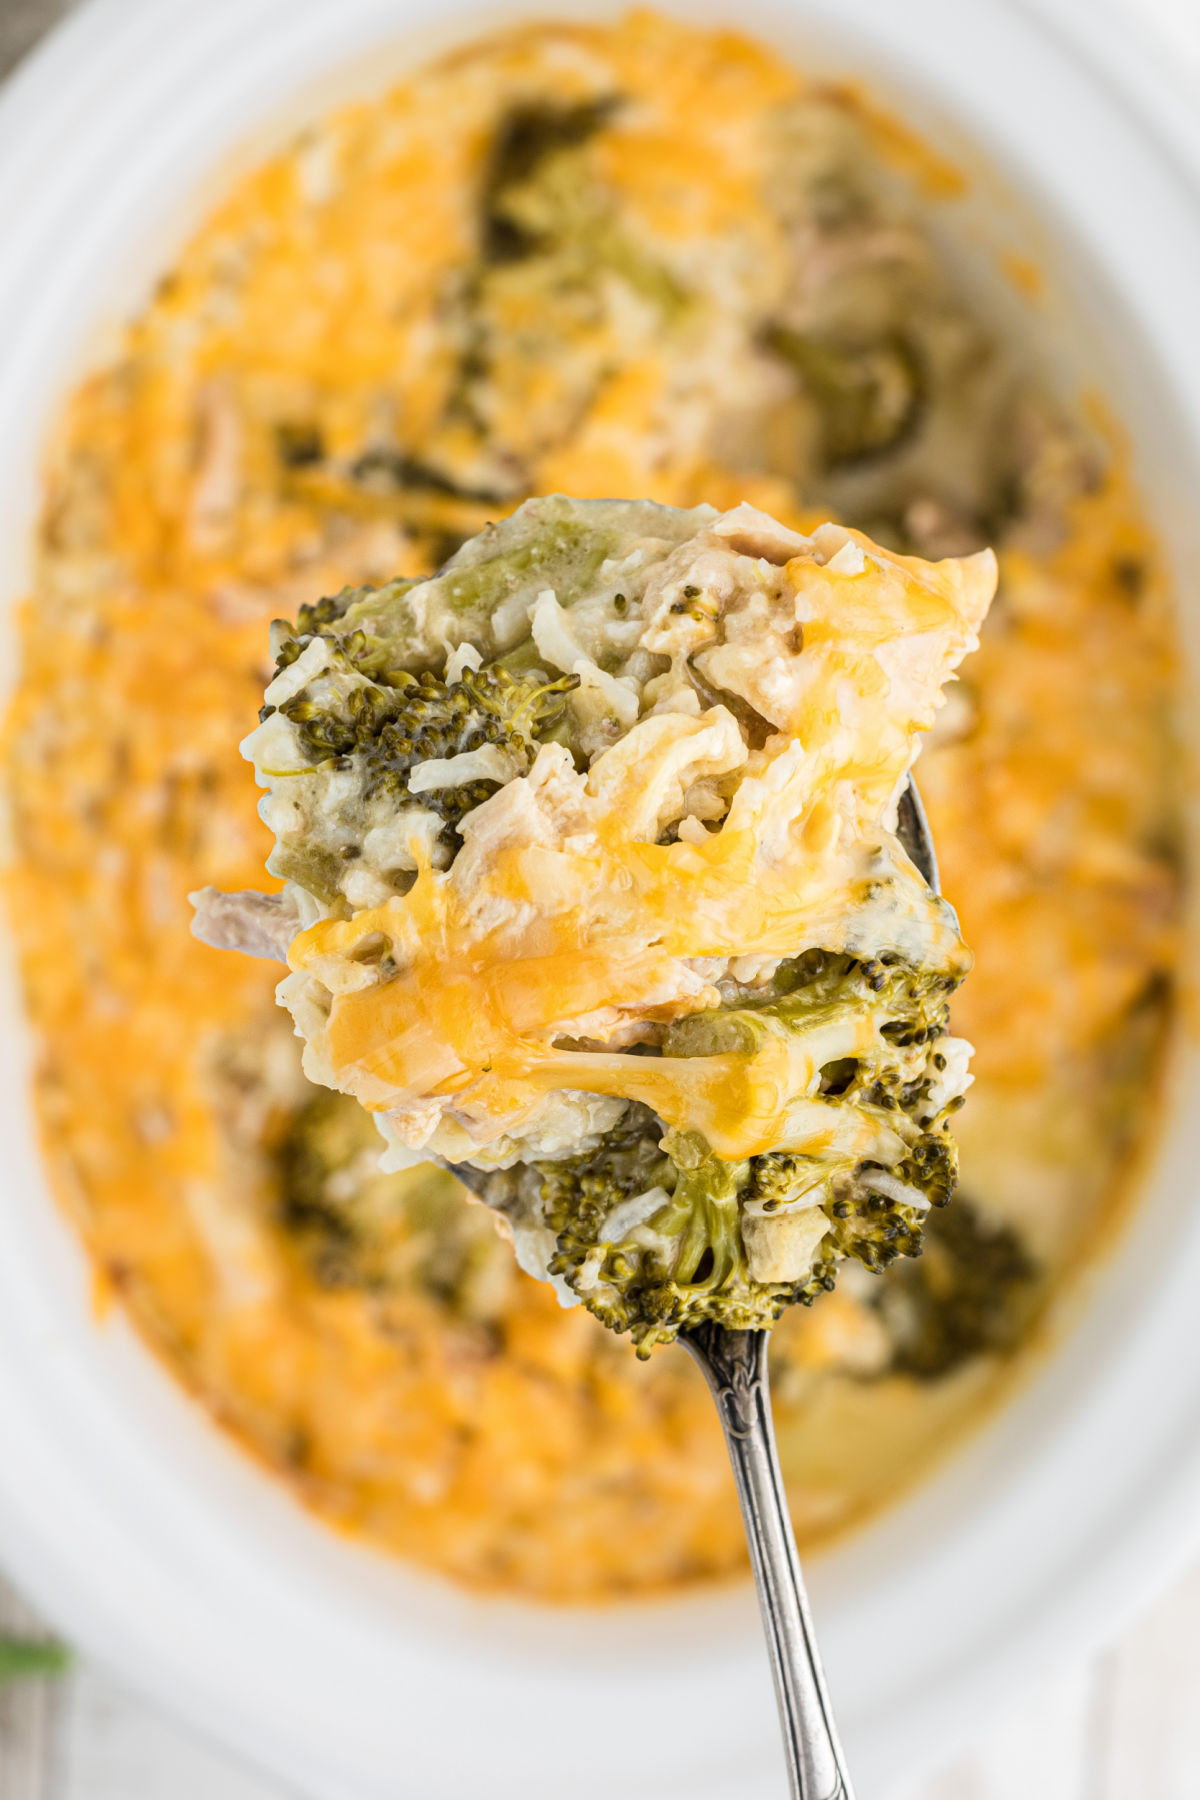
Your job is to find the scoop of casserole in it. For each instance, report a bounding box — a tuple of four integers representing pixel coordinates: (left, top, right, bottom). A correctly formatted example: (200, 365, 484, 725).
(194, 496, 995, 1349)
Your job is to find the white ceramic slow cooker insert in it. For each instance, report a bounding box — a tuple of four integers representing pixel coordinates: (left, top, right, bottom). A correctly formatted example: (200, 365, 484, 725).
(0, 3, 1198, 1797)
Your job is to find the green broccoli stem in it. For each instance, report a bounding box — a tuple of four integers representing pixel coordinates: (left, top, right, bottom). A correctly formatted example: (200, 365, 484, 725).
(653, 1149, 748, 1293)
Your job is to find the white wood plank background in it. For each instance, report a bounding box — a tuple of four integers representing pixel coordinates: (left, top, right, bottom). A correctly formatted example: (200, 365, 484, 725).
(2, 0, 1199, 1795)
(6, 1553, 1200, 1800)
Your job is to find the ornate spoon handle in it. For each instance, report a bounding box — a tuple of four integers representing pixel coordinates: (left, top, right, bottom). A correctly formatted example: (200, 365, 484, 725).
(682, 1324, 855, 1800)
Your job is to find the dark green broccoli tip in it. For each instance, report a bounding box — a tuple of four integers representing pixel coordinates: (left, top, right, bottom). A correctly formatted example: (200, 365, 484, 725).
(869, 1195, 1037, 1380)
(270, 610, 579, 860)
(482, 96, 621, 263)
(272, 583, 382, 656)
(762, 324, 925, 471)
(542, 1130, 791, 1356)
(529, 950, 970, 1355)
(0, 1637, 71, 1685)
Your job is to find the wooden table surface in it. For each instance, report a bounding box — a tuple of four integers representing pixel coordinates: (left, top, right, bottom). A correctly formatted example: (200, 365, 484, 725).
(2, 0, 1199, 1795)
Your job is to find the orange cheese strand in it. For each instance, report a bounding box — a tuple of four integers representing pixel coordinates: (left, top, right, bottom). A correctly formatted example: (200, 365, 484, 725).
(291, 796, 954, 1156)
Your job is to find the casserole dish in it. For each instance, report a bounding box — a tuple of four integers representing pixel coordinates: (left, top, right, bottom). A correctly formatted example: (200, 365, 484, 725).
(0, 1, 1197, 1795)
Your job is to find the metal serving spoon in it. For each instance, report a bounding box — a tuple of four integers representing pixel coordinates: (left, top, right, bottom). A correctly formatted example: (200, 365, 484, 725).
(456, 781, 938, 1800)
(680, 780, 938, 1800)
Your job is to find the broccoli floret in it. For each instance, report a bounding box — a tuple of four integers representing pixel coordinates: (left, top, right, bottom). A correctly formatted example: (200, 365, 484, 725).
(260, 597, 579, 893)
(276, 660, 576, 848)
(762, 325, 925, 470)
(534, 1124, 798, 1354)
(502, 950, 969, 1356)
(748, 1151, 931, 1271)
(276, 1088, 510, 1315)
(867, 1195, 1038, 1379)
(481, 96, 620, 263)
